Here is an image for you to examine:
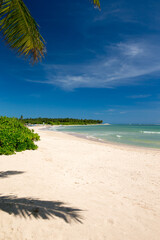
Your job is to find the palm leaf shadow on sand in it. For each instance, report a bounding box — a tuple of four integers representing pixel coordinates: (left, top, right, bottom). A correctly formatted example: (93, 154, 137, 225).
(0, 195, 83, 223)
(0, 171, 25, 178)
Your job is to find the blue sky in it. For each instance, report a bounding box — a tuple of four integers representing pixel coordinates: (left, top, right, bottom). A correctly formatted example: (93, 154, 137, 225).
(0, 0, 160, 123)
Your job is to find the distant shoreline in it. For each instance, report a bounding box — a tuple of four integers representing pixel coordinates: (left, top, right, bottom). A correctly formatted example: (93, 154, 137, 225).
(27, 123, 110, 127)
(30, 125, 160, 152)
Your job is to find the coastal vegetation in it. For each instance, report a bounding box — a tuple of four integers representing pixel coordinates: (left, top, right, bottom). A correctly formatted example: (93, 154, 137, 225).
(21, 118, 103, 125)
(0, 116, 40, 155)
(0, 0, 100, 63)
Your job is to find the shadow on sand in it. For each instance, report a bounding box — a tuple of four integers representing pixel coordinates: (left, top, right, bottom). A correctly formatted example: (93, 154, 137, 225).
(0, 171, 83, 223)
(0, 171, 25, 178)
(0, 195, 83, 223)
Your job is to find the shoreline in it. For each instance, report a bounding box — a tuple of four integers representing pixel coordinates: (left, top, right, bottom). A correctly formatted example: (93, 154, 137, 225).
(38, 125, 160, 153)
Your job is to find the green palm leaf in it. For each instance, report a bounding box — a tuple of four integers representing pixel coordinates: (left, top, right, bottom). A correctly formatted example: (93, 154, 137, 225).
(91, 0, 101, 9)
(0, 0, 100, 63)
(0, 0, 46, 63)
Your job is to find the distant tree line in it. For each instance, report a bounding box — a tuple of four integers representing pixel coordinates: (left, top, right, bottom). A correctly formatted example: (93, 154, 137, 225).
(20, 117, 103, 125)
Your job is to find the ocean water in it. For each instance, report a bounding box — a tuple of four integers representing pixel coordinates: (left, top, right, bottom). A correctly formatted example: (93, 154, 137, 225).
(50, 125, 160, 149)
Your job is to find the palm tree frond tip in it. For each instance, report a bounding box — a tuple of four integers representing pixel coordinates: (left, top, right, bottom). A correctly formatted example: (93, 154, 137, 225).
(0, 0, 46, 63)
(91, 0, 101, 9)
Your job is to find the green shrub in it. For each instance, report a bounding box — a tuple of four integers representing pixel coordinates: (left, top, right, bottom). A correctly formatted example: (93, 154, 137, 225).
(0, 116, 40, 155)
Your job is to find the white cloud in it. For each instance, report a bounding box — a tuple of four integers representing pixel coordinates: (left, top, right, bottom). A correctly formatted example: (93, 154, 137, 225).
(128, 94, 151, 99)
(94, 8, 121, 22)
(117, 43, 143, 57)
(29, 38, 160, 90)
(106, 109, 115, 112)
(120, 111, 127, 114)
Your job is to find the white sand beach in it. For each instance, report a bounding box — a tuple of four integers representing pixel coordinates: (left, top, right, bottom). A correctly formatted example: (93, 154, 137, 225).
(0, 126, 160, 240)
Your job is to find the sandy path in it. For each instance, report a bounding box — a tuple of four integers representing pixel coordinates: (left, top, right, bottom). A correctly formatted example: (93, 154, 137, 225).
(0, 126, 160, 240)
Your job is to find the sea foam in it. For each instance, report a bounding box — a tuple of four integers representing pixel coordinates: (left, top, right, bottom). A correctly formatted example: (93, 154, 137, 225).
(140, 131, 160, 134)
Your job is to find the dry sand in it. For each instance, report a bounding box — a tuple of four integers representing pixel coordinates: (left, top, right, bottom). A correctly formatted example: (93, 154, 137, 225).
(0, 126, 160, 240)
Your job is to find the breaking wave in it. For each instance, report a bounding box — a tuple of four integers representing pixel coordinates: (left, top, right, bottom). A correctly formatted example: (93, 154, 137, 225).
(140, 131, 160, 134)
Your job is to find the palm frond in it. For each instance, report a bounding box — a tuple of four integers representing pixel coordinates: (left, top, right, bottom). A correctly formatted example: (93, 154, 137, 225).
(0, 0, 46, 63)
(90, 0, 101, 9)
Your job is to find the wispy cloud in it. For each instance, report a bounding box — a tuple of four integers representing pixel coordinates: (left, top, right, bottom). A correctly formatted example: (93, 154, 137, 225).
(28, 38, 160, 90)
(117, 43, 143, 57)
(128, 94, 151, 99)
(120, 111, 127, 114)
(93, 1, 139, 24)
(94, 108, 128, 117)
(105, 109, 116, 112)
(94, 8, 121, 22)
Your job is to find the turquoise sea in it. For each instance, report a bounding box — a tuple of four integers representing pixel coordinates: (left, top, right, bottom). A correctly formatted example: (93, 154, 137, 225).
(50, 125, 160, 149)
